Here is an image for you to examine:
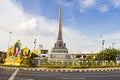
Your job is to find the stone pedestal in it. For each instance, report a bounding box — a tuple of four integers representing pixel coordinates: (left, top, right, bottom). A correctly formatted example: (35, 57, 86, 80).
(50, 53, 70, 59)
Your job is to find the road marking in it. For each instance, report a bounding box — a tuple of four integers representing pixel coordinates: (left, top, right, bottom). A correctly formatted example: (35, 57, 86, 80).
(61, 78, 86, 80)
(28, 79, 34, 80)
(8, 68, 19, 80)
(14, 78, 34, 80)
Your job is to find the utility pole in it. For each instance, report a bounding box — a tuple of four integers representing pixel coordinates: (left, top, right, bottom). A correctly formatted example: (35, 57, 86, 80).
(39, 44, 43, 50)
(8, 32, 12, 48)
(112, 43, 115, 49)
(102, 40, 105, 50)
(34, 39, 37, 51)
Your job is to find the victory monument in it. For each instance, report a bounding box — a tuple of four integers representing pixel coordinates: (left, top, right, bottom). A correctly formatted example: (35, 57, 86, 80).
(50, 8, 69, 59)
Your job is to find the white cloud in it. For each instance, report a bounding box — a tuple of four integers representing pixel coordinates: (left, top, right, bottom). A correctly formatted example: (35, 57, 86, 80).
(78, 0, 97, 13)
(79, 8, 85, 13)
(0, 0, 28, 31)
(55, 0, 74, 7)
(99, 5, 109, 13)
(112, 0, 120, 7)
(18, 18, 38, 31)
(79, 0, 96, 8)
(55, 0, 120, 13)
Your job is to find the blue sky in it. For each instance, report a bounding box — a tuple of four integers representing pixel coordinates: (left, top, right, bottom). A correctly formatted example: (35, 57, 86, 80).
(15, 0, 120, 35)
(1, 0, 120, 53)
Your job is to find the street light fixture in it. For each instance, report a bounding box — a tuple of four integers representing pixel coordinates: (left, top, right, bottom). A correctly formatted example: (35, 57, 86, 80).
(39, 44, 43, 50)
(34, 39, 37, 50)
(100, 35, 105, 65)
(8, 32, 12, 48)
(102, 40, 105, 50)
(102, 40, 105, 63)
(112, 43, 115, 49)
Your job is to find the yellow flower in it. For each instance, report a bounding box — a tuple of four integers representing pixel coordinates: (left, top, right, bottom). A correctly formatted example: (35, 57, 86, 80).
(23, 47, 29, 56)
(7, 47, 14, 56)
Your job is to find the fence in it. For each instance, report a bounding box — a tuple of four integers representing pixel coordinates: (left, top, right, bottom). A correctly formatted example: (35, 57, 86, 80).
(40, 60, 119, 68)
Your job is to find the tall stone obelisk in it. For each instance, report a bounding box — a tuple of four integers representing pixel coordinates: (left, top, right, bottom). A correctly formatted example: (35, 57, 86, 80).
(51, 8, 68, 59)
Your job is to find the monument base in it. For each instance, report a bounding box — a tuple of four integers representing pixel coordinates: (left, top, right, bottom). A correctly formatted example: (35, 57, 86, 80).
(49, 53, 71, 59)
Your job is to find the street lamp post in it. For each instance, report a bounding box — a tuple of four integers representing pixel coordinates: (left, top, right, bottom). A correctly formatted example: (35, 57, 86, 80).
(102, 40, 105, 50)
(8, 32, 12, 48)
(102, 40, 105, 64)
(39, 44, 43, 58)
(34, 39, 37, 50)
(39, 44, 43, 50)
(100, 35, 105, 65)
(112, 43, 115, 49)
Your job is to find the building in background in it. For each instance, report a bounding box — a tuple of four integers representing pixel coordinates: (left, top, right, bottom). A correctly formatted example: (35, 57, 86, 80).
(70, 51, 97, 61)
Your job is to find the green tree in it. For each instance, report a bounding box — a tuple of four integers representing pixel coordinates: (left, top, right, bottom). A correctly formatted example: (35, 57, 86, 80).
(0, 59, 5, 64)
(95, 48, 120, 61)
(30, 53, 38, 59)
(86, 55, 94, 61)
(76, 55, 81, 58)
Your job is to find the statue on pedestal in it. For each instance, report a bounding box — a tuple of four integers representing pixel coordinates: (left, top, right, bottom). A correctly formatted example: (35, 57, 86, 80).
(5, 40, 22, 65)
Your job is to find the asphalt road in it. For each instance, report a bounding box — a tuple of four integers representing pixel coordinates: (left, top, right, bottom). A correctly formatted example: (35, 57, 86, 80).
(0, 68, 15, 80)
(0, 68, 120, 80)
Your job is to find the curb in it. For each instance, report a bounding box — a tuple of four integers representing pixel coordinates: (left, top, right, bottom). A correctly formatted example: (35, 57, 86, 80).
(0, 66, 120, 72)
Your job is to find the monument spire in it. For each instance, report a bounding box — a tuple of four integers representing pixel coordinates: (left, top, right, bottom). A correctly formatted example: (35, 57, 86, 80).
(58, 8, 62, 40)
(51, 8, 68, 54)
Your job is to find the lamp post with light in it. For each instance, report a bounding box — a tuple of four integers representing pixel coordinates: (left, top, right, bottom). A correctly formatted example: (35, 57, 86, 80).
(8, 32, 12, 48)
(112, 43, 115, 49)
(34, 39, 37, 51)
(39, 44, 43, 50)
(102, 40, 105, 51)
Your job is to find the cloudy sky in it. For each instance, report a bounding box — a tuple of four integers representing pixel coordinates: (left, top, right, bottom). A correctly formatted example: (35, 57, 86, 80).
(0, 0, 120, 53)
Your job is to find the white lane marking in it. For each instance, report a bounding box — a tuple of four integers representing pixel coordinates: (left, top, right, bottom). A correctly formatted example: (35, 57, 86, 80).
(14, 78, 34, 80)
(61, 78, 86, 80)
(8, 68, 19, 80)
(28, 79, 34, 80)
